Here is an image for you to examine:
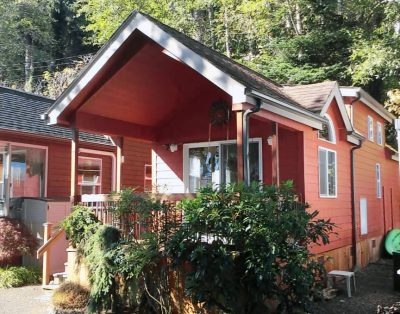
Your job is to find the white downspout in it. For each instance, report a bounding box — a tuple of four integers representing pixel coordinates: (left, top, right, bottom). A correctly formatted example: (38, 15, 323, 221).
(78, 148, 117, 192)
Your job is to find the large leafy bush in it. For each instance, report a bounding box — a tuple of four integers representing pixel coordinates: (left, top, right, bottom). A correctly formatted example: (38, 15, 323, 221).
(167, 182, 334, 313)
(0, 218, 38, 266)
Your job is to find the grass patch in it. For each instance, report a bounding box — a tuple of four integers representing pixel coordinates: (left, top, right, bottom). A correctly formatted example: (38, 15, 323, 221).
(0, 266, 41, 288)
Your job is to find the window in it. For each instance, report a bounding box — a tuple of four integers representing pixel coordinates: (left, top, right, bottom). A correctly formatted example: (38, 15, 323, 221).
(360, 198, 368, 235)
(376, 122, 383, 145)
(10, 145, 46, 198)
(318, 147, 337, 197)
(318, 114, 336, 143)
(376, 163, 381, 198)
(78, 157, 102, 194)
(185, 139, 262, 193)
(367, 116, 374, 141)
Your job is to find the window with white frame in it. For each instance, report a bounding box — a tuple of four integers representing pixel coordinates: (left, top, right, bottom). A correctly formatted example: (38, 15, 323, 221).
(184, 139, 262, 193)
(318, 114, 336, 143)
(376, 163, 382, 198)
(376, 122, 383, 145)
(78, 157, 102, 194)
(318, 147, 337, 197)
(367, 116, 374, 141)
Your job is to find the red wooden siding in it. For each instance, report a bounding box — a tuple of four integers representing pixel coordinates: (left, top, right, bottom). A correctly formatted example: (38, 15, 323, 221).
(303, 100, 354, 254)
(121, 137, 152, 190)
(348, 99, 400, 239)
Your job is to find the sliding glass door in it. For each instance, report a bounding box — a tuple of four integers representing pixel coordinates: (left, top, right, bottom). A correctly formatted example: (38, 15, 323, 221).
(0, 142, 46, 216)
(186, 139, 262, 193)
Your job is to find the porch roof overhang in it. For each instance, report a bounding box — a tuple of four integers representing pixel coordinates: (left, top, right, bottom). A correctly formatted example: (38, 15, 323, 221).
(44, 11, 325, 136)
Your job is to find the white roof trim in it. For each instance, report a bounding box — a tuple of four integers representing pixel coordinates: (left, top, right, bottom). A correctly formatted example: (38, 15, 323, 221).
(47, 12, 247, 125)
(320, 82, 354, 133)
(340, 87, 395, 123)
(248, 89, 325, 129)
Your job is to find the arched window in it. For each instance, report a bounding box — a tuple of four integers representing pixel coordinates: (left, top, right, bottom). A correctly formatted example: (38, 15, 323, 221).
(318, 114, 336, 143)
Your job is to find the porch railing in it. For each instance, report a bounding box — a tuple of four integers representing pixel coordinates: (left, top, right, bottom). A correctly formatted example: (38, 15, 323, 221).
(80, 193, 191, 239)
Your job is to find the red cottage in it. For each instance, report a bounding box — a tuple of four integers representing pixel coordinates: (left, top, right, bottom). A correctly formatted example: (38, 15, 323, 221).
(0, 86, 150, 274)
(43, 11, 399, 271)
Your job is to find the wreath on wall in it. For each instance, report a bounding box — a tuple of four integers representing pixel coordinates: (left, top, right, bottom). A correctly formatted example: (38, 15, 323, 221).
(209, 100, 230, 126)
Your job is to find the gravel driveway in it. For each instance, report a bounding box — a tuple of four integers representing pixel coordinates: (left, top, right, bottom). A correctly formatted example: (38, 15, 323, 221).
(0, 285, 52, 314)
(312, 259, 400, 313)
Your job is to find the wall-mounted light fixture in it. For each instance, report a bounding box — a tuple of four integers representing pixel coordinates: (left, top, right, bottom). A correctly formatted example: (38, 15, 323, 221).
(166, 144, 179, 152)
(267, 136, 273, 146)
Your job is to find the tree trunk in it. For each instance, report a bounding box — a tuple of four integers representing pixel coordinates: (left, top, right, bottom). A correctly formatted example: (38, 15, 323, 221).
(224, 7, 231, 58)
(295, 3, 302, 35)
(24, 35, 34, 92)
(208, 5, 215, 49)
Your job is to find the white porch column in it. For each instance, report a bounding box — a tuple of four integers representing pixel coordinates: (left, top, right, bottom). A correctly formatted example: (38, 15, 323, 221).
(70, 128, 79, 203)
(116, 137, 123, 192)
(3, 143, 11, 217)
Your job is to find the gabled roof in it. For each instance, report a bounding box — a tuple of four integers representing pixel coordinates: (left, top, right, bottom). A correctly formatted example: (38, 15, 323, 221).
(0, 86, 113, 146)
(340, 87, 395, 123)
(45, 11, 325, 130)
(282, 81, 337, 113)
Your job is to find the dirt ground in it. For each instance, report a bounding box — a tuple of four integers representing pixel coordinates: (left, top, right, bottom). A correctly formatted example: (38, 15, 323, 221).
(312, 259, 400, 314)
(0, 285, 52, 314)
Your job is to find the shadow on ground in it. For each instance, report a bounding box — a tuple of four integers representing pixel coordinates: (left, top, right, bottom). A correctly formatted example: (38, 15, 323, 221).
(312, 259, 400, 314)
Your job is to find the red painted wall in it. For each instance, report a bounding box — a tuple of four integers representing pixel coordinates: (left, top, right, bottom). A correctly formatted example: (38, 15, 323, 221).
(121, 137, 152, 190)
(303, 100, 354, 254)
(346, 98, 400, 240)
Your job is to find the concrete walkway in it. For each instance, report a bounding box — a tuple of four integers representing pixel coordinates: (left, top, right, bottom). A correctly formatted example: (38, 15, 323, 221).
(0, 285, 52, 314)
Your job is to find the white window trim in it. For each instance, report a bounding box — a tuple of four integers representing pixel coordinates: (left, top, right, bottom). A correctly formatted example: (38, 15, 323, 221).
(367, 116, 374, 142)
(78, 156, 102, 194)
(376, 121, 383, 146)
(0, 141, 48, 198)
(318, 114, 336, 144)
(318, 146, 338, 198)
(376, 163, 382, 199)
(183, 138, 263, 193)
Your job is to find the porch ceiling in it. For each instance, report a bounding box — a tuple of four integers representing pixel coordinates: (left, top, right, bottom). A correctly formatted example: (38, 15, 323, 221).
(79, 39, 224, 128)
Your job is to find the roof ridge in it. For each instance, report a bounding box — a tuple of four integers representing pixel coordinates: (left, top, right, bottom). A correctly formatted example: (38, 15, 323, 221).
(0, 85, 54, 102)
(139, 11, 283, 90)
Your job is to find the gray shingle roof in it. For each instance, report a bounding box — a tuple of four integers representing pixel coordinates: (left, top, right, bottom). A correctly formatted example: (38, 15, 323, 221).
(282, 81, 337, 113)
(0, 86, 113, 146)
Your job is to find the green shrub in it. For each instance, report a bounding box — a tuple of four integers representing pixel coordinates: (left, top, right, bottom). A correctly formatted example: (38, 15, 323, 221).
(60, 205, 100, 247)
(167, 182, 335, 313)
(52, 282, 90, 310)
(0, 266, 41, 288)
(0, 218, 38, 266)
(84, 225, 122, 313)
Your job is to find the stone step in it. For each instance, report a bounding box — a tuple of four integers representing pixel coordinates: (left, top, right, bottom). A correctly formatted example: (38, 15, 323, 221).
(53, 272, 67, 285)
(42, 283, 59, 290)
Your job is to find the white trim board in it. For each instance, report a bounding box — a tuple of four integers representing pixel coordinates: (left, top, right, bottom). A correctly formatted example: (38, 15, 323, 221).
(340, 87, 395, 123)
